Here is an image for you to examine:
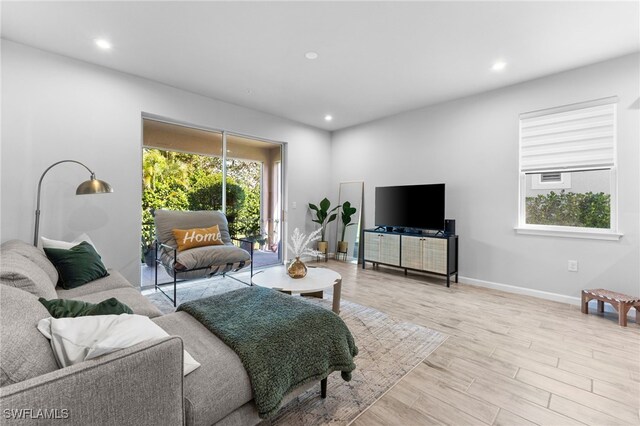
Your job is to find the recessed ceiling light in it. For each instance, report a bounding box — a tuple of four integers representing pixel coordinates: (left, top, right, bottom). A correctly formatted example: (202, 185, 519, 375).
(491, 61, 507, 72)
(94, 38, 112, 50)
(324, 115, 333, 122)
(305, 51, 319, 60)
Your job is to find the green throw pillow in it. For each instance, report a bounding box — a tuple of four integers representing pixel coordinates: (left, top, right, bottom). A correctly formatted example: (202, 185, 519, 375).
(38, 297, 133, 318)
(44, 241, 109, 289)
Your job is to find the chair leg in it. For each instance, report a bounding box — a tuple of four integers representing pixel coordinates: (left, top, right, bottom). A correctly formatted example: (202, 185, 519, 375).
(320, 377, 327, 398)
(173, 273, 177, 307)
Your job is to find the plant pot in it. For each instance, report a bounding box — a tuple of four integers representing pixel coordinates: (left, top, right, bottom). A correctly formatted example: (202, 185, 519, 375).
(143, 248, 155, 268)
(337, 241, 348, 253)
(287, 257, 307, 278)
(317, 241, 328, 254)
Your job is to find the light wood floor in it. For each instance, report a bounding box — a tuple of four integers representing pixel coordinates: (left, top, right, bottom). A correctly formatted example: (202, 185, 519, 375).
(318, 260, 640, 426)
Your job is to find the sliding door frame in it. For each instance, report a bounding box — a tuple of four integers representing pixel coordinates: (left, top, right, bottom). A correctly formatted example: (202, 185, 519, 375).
(141, 112, 288, 266)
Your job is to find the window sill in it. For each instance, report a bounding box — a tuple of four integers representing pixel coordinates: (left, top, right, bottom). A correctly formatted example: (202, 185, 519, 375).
(514, 226, 623, 241)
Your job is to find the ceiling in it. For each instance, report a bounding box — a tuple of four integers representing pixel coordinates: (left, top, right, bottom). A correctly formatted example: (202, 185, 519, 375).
(2, 2, 638, 131)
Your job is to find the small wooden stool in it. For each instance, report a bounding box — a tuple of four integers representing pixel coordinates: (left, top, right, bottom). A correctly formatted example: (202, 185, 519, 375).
(581, 289, 640, 327)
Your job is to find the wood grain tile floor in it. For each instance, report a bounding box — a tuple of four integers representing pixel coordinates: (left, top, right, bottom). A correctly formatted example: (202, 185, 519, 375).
(316, 260, 640, 426)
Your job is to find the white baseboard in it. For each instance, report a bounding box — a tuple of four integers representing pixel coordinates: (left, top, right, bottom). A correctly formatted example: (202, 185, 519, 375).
(458, 275, 581, 306)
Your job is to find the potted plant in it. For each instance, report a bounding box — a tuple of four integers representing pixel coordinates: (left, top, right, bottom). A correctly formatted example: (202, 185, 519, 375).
(141, 234, 155, 268)
(338, 201, 357, 255)
(308, 197, 339, 255)
(141, 212, 156, 268)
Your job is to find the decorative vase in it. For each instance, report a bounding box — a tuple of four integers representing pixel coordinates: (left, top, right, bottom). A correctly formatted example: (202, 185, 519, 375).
(337, 241, 348, 253)
(287, 257, 307, 278)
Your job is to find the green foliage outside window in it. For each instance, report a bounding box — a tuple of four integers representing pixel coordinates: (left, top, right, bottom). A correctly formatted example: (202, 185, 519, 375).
(141, 149, 262, 258)
(187, 172, 246, 236)
(526, 190, 610, 229)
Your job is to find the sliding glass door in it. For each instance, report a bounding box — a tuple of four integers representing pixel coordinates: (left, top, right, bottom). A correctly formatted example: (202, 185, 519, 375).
(141, 118, 283, 287)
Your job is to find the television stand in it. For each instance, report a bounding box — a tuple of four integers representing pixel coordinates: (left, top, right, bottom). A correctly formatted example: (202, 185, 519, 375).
(362, 229, 458, 287)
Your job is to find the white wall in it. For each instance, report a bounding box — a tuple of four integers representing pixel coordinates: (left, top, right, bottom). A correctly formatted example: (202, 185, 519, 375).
(1, 40, 331, 286)
(331, 53, 640, 299)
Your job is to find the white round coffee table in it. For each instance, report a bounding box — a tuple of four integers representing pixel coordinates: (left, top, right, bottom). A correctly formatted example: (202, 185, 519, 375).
(251, 266, 342, 314)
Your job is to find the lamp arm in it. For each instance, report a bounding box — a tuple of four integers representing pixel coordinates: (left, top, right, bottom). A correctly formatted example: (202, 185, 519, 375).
(34, 160, 95, 246)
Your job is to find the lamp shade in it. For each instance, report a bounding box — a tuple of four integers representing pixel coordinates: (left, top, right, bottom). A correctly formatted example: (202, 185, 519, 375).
(76, 177, 113, 195)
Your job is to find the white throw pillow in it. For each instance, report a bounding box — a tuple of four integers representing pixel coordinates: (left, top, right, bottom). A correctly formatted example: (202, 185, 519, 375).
(37, 314, 200, 376)
(41, 233, 97, 251)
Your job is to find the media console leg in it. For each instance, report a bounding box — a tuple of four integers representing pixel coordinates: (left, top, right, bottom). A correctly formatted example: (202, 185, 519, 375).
(446, 275, 450, 288)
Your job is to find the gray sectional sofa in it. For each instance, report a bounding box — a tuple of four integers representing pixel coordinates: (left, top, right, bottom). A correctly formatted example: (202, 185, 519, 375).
(0, 240, 310, 426)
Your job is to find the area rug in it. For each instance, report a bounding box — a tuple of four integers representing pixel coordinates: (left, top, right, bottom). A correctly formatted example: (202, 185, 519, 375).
(143, 276, 447, 425)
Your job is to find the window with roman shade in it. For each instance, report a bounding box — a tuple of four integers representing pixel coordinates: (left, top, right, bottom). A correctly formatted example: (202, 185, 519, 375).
(517, 97, 620, 239)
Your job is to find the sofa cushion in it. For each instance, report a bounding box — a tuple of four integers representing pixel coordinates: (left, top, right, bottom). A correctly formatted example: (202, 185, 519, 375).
(39, 297, 133, 318)
(0, 251, 57, 299)
(44, 242, 109, 289)
(72, 287, 163, 318)
(40, 233, 97, 251)
(0, 285, 59, 386)
(154, 311, 253, 426)
(55, 270, 132, 299)
(0, 239, 58, 285)
(37, 314, 200, 376)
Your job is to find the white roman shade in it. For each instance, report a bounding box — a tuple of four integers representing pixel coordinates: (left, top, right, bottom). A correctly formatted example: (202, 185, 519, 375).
(519, 97, 617, 172)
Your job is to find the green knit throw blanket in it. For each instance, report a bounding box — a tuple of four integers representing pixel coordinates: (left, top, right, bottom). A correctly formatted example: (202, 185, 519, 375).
(177, 286, 358, 419)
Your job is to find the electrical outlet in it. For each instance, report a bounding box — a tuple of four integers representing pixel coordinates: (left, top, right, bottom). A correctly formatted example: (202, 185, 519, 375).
(568, 260, 578, 272)
(292, 201, 297, 209)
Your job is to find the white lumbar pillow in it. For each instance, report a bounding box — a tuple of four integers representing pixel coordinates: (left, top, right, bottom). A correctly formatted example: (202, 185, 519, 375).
(40, 233, 97, 251)
(37, 314, 200, 376)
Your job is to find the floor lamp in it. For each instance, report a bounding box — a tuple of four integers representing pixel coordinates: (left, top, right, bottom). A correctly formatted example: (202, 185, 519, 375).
(33, 160, 113, 246)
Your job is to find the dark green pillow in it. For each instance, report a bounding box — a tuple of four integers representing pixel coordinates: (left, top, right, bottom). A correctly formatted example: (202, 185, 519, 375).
(38, 297, 133, 318)
(43, 241, 109, 289)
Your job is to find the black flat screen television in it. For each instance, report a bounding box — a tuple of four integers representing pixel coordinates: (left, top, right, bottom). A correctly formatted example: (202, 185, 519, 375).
(375, 184, 445, 231)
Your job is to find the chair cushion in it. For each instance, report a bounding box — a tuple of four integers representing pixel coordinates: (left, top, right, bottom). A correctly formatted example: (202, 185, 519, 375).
(71, 287, 163, 318)
(0, 251, 57, 299)
(174, 245, 251, 271)
(154, 210, 232, 248)
(0, 285, 59, 386)
(0, 239, 58, 285)
(173, 225, 225, 252)
(55, 270, 133, 299)
(153, 312, 253, 426)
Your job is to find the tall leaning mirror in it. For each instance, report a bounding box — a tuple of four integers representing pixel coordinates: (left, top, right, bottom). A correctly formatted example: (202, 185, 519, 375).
(336, 181, 364, 262)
